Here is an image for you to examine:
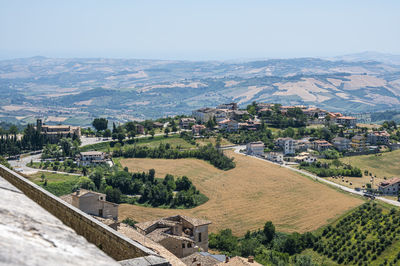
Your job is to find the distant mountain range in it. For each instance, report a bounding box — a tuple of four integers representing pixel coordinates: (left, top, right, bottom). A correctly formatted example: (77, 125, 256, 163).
(1, 53, 400, 126)
(334, 51, 400, 65)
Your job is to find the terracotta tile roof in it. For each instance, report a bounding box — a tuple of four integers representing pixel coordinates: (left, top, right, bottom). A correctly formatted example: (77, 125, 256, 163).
(180, 215, 212, 226)
(217, 256, 262, 266)
(337, 116, 356, 120)
(118, 224, 186, 266)
(136, 215, 211, 232)
(379, 178, 400, 188)
(182, 253, 220, 266)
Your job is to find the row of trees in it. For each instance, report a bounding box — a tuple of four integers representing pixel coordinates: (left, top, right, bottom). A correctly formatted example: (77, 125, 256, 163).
(90, 118, 180, 140)
(299, 160, 362, 177)
(120, 143, 235, 170)
(314, 203, 400, 265)
(0, 124, 49, 156)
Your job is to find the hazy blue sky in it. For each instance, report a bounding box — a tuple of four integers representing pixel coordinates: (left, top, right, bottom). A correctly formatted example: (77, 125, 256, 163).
(1, 0, 399, 60)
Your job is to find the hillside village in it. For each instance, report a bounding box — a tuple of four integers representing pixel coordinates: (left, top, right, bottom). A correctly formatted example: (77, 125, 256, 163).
(186, 102, 400, 195)
(3, 101, 400, 265)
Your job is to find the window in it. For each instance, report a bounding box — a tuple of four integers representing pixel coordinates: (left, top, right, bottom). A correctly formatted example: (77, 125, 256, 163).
(188, 243, 192, 248)
(98, 209, 103, 217)
(182, 243, 185, 249)
(100, 197, 103, 200)
(198, 232, 202, 242)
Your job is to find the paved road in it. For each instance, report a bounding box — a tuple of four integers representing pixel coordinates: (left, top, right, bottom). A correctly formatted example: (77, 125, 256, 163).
(232, 146, 400, 207)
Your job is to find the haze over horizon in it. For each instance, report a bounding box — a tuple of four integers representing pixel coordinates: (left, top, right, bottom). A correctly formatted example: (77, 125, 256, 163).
(1, 0, 399, 60)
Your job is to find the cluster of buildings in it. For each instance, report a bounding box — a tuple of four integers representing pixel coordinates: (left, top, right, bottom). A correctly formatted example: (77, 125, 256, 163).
(186, 102, 362, 137)
(60, 190, 258, 266)
(135, 215, 211, 258)
(62, 184, 261, 265)
(190, 103, 254, 134)
(245, 131, 392, 165)
(256, 104, 358, 128)
(36, 118, 81, 143)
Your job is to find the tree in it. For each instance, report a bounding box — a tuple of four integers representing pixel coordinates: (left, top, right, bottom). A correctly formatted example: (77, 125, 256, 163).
(60, 138, 73, 157)
(176, 176, 192, 191)
(76, 176, 96, 190)
(209, 229, 238, 253)
(332, 159, 341, 168)
(92, 118, 108, 132)
(150, 129, 155, 139)
(125, 122, 136, 132)
(164, 127, 170, 137)
(117, 132, 126, 143)
(89, 171, 103, 190)
(103, 129, 112, 138)
(263, 221, 275, 244)
(82, 166, 88, 176)
(0, 155, 10, 168)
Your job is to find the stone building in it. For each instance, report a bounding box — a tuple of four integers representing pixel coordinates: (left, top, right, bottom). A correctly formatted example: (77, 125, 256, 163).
(61, 189, 118, 220)
(192, 108, 217, 123)
(135, 215, 211, 258)
(77, 151, 107, 166)
(36, 119, 81, 143)
(367, 131, 390, 145)
(246, 141, 265, 156)
(335, 116, 357, 128)
(313, 140, 333, 152)
(378, 178, 400, 195)
(180, 118, 196, 129)
(192, 124, 206, 135)
(218, 119, 239, 132)
(275, 137, 295, 155)
(332, 137, 351, 151)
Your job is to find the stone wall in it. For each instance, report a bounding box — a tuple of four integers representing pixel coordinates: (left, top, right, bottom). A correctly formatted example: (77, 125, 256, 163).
(0, 165, 164, 263)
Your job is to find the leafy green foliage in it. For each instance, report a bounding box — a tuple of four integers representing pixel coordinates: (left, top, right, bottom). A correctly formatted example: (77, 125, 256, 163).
(121, 143, 235, 170)
(210, 221, 316, 265)
(0, 123, 48, 156)
(92, 118, 108, 131)
(257, 105, 307, 128)
(299, 161, 362, 177)
(313, 203, 400, 265)
(105, 169, 208, 208)
(122, 218, 138, 227)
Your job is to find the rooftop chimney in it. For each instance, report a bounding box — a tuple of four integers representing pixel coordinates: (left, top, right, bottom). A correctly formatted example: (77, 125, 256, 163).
(192, 257, 197, 263)
(248, 256, 254, 263)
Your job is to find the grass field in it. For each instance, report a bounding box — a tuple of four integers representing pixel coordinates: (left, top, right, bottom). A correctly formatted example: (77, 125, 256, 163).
(340, 150, 400, 179)
(80, 134, 194, 152)
(119, 150, 363, 235)
(28, 171, 79, 196)
(195, 137, 233, 147)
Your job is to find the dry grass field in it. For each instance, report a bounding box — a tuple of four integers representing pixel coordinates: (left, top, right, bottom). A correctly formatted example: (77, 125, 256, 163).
(119, 150, 363, 235)
(340, 150, 400, 179)
(195, 137, 233, 147)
